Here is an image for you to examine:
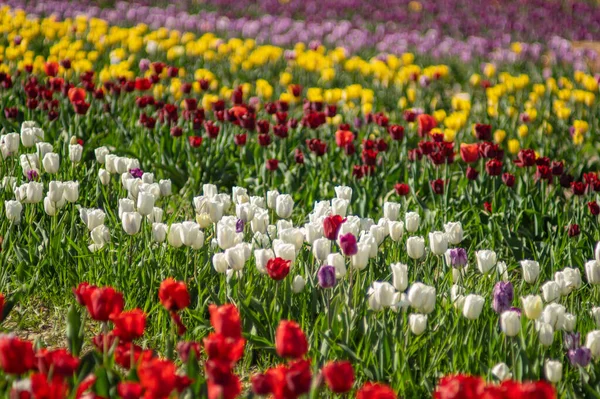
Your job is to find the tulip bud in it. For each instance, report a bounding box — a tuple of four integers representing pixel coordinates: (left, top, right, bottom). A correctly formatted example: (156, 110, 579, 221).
(122, 212, 142, 235)
(147, 207, 163, 223)
(541, 281, 560, 303)
(383, 202, 400, 221)
(69, 144, 83, 164)
(141, 173, 154, 184)
(5, 200, 22, 223)
(94, 146, 110, 164)
(312, 237, 331, 262)
(273, 240, 297, 264)
(388, 221, 404, 242)
(592, 307, 600, 328)
(350, 243, 370, 270)
(266, 190, 279, 209)
(98, 168, 110, 186)
(254, 248, 274, 274)
(537, 322, 554, 346)
(236, 203, 255, 222)
(21, 125, 43, 147)
(168, 223, 184, 248)
(586, 260, 600, 284)
(406, 236, 425, 259)
(542, 303, 566, 330)
(491, 363, 511, 381)
(554, 267, 581, 295)
(476, 250, 497, 274)
(500, 310, 521, 337)
(544, 360, 562, 383)
(276, 194, 294, 219)
(391, 263, 408, 292)
(331, 198, 349, 217)
(44, 196, 57, 216)
(408, 282, 436, 314)
(428, 231, 448, 255)
(462, 294, 485, 320)
(225, 243, 248, 271)
(159, 179, 172, 197)
(405, 212, 420, 233)
(444, 221, 463, 244)
(180, 221, 204, 249)
(2, 133, 20, 155)
(521, 260, 540, 284)
(562, 313, 576, 332)
(48, 181, 64, 203)
(291, 275, 306, 293)
(36, 142, 53, 161)
(409, 314, 427, 335)
(118, 198, 135, 220)
(585, 330, 600, 358)
(521, 295, 543, 320)
(80, 208, 105, 231)
(137, 191, 155, 216)
(327, 253, 346, 278)
(42, 152, 60, 174)
(63, 181, 79, 203)
(212, 253, 228, 273)
(367, 282, 396, 311)
(152, 223, 167, 243)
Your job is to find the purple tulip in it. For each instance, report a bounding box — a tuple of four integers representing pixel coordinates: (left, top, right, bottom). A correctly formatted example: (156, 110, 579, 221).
(317, 265, 336, 289)
(492, 281, 513, 314)
(448, 248, 467, 268)
(235, 219, 244, 233)
(568, 347, 591, 367)
(339, 233, 358, 256)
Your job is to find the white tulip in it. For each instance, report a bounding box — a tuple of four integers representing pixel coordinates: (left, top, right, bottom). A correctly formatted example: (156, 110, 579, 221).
(595, 241, 600, 263)
(122, 212, 142, 235)
(216, 222, 238, 250)
(118, 198, 135, 220)
(43, 196, 57, 216)
(462, 294, 485, 320)
(544, 360, 562, 383)
(312, 238, 331, 261)
(275, 194, 294, 219)
(383, 202, 401, 221)
(180, 221, 204, 249)
(388, 221, 404, 242)
(541, 281, 560, 303)
(592, 307, 600, 328)
(225, 243, 248, 271)
(542, 303, 566, 330)
(291, 275, 306, 293)
(98, 168, 110, 185)
(367, 281, 396, 311)
(303, 221, 323, 245)
(331, 198, 349, 217)
(521, 295, 543, 319)
(476, 250, 497, 274)
(554, 267, 581, 295)
(1, 133, 20, 155)
(63, 181, 79, 203)
(585, 330, 600, 358)
(94, 146, 110, 164)
(136, 192, 155, 216)
(152, 223, 167, 243)
(537, 322, 554, 346)
(167, 223, 184, 248)
(350, 243, 370, 270)
(334, 186, 352, 201)
(273, 240, 297, 264)
(521, 260, 540, 284)
(203, 184, 218, 198)
(69, 144, 83, 163)
(254, 249, 274, 274)
(562, 313, 576, 332)
(266, 190, 279, 209)
(405, 212, 420, 233)
(407, 282, 436, 314)
(36, 142, 53, 161)
(409, 314, 428, 335)
(236, 202, 255, 222)
(406, 236, 425, 259)
(444, 222, 464, 244)
(327, 253, 346, 278)
(213, 253, 229, 273)
(428, 231, 448, 255)
(279, 228, 304, 251)
(391, 263, 408, 292)
(586, 260, 600, 284)
(500, 310, 521, 337)
(91, 225, 110, 246)
(21, 125, 43, 147)
(141, 173, 154, 184)
(232, 186, 247, 204)
(47, 181, 64, 203)
(451, 285, 466, 310)
(491, 363, 511, 381)
(159, 179, 172, 197)
(147, 207, 163, 223)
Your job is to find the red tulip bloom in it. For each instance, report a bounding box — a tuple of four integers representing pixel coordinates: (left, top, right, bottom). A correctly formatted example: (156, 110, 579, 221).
(203, 333, 245, 363)
(499, 380, 556, 399)
(251, 373, 273, 395)
(339, 233, 358, 256)
(335, 129, 354, 148)
(434, 375, 485, 399)
(460, 143, 480, 163)
(568, 224, 580, 237)
(474, 123, 491, 140)
(388, 125, 404, 141)
(362, 149, 378, 166)
(395, 183, 410, 196)
(204, 121, 220, 139)
(294, 149, 305, 164)
(73, 282, 96, 306)
(67, 87, 86, 104)
(466, 166, 479, 180)
(138, 359, 179, 398)
(36, 348, 79, 377)
(589, 201, 600, 216)
(159, 278, 190, 311)
(502, 173, 516, 187)
(114, 342, 153, 370)
(112, 308, 146, 342)
(85, 286, 124, 322)
(417, 114, 437, 137)
(31, 373, 69, 399)
(536, 165, 552, 181)
(44, 62, 60, 77)
(307, 138, 327, 156)
(571, 181, 587, 196)
(170, 126, 183, 137)
(514, 149, 537, 167)
(275, 320, 308, 359)
(177, 341, 201, 363)
(484, 202, 492, 213)
(134, 77, 152, 91)
(408, 148, 423, 162)
(266, 159, 279, 171)
(117, 382, 143, 399)
(273, 124, 288, 138)
(356, 382, 397, 399)
(209, 304, 242, 339)
(189, 136, 203, 148)
(207, 374, 242, 399)
(0, 335, 36, 374)
(258, 134, 272, 147)
(430, 179, 445, 194)
(323, 215, 345, 240)
(485, 159, 503, 176)
(322, 361, 355, 393)
(266, 257, 291, 281)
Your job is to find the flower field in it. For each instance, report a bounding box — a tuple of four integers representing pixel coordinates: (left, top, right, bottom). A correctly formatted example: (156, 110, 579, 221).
(1, 1, 600, 398)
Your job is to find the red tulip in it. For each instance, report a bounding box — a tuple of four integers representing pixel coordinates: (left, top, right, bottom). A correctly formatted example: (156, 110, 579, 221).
(466, 166, 479, 180)
(111, 308, 146, 342)
(134, 77, 152, 91)
(176, 341, 201, 363)
(339, 233, 358, 256)
(158, 279, 190, 312)
(434, 375, 485, 399)
(474, 123, 491, 140)
(588, 201, 600, 216)
(335, 129, 354, 148)
(485, 159, 503, 176)
(0, 335, 36, 374)
(322, 361, 355, 393)
(44, 62, 59, 77)
(430, 179, 445, 194)
(323, 215, 345, 240)
(31, 373, 69, 399)
(67, 87, 86, 104)
(209, 304, 242, 339)
(356, 382, 397, 399)
(138, 359, 179, 398)
(85, 286, 124, 322)
(571, 181, 587, 196)
(514, 149, 537, 167)
(266, 159, 279, 171)
(388, 125, 404, 141)
(395, 183, 410, 196)
(203, 333, 245, 363)
(234, 133, 247, 146)
(275, 320, 308, 359)
(294, 149, 305, 164)
(502, 173, 516, 187)
(417, 114, 437, 137)
(36, 348, 79, 377)
(188, 136, 203, 148)
(568, 224, 580, 237)
(266, 257, 291, 281)
(117, 382, 143, 399)
(207, 374, 241, 399)
(484, 202, 492, 213)
(460, 143, 480, 163)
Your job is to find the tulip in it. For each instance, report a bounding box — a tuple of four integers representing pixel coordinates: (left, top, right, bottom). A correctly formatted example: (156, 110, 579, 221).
(236, 203, 255, 222)
(444, 222, 463, 244)
(428, 231, 448, 255)
(350, 243, 370, 270)
(63, 181, 79, 202)
(21, 125, 44, 147)
(225, 244, 248, 271)
(596, 241, 600, 263)
(94, 146, 110, 164)
(500, 310, 521, 337)
(405, 212, 420, 233)
(212, 253, 228, 273)
(69, 144, 83, 164)
(544, 360, 562, 383)
(180, 221, 204, 249)
(203, 184, 217, 198)
(388, 221, 404, 242)
(369, 224, 387, 245)
(334, 186, 352, 201)
(383, 202, 400, 221)
(462, 294, 484, 320)
(406, 236, 425, 259)
(1, 133, 19, 155)
(409, 314, 427, 335)
(251, 209, 269, 234)
(492, 281, 513, 314)
(339, 233, 358, 256)
(331, 198, 349, 217)
(586, 260, 600, 284)
(521, 260, 540, 284)
(391, 263, 408, 292)
(158, 179, 172, 197)
(279, 227, 304, 251)
(216, 222, 238, 250)
(592, 307, 600, 327)
(122, 212, 142, 235)
(36, 142, 53, 161)
(147, 207, 163, 223)
(451, 285, 466, 310)
(273, 240, 297, 264)
(91, 225, 110, 247)
(291, 275, 306, 293)
(47, 181, 64, 203)
(254, 249, 274, 274)
(476, 250, 497, 274)
(554, 267, 581, 295)
(327, 253, 346, 278)
(312, 238, 331, 261)
(491, 363, 511, 381)
(276, 194, 294, 218)
(408, 282, 436, 314)
(98, 168, 110, 185)
(152, 223, 167, 243)
(137, 192, 155, 216)
(367, 282, 396, 311)
(537, 322, 554, 346)
(562, 313, 577, 332)
(317, 265, 336, 288)
(266, 190, 279, 209)
(542, 303, 566, 330)
(541, 281, 560, 303)
(44, 196, 58, 216)
(521, 295, 543, 319)
(586, 330, 600, 358)
(303, 221, 323, 244)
